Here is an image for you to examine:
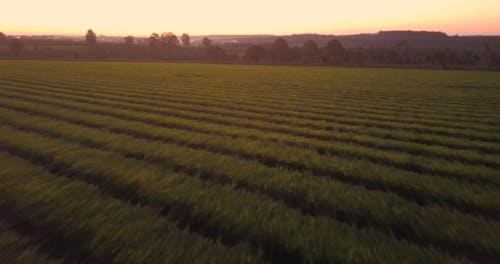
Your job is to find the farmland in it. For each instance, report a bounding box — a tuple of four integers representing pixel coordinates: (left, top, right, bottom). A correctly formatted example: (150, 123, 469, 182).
(0, 60, 499, 263)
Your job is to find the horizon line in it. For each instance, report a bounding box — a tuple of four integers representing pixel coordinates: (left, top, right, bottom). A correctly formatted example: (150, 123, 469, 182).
(3, 30, 500, 38)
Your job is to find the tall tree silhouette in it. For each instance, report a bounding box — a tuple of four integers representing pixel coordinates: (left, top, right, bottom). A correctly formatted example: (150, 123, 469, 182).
(395, 40, 410, 64)
(302, 40, 319, 63)
(324, 39, 345, 63)
(181, 33, 190, 46)
(124, 36, 134, 47)
(85, 29, 97, 45)
(479, 42, 493, 68)
(0, 32, 5, 41)
(160, 32, 179, 48)
(202, 37, 213, 48)
(149, 33, 160, 48)
(272, 37, 290, 62)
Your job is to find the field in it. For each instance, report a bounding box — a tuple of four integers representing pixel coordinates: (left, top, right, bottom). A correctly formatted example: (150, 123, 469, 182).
(0, 60, 499, 263)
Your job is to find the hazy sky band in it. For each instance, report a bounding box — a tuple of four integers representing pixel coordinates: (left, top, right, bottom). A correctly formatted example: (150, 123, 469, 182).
(3, 0, 499, 35)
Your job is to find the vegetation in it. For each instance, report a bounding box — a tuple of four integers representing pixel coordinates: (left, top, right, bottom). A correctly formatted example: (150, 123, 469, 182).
(1, 30, 498, 69)
(8, 39, 24, 56)
(0, 60, 499, 263)
(85, 29, 97, 45)
(124, 35, 135, 47)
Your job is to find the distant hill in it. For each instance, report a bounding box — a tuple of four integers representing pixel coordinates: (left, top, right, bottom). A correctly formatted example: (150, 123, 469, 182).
(8, 30, 500, 51)
(196, 31, 500, 50)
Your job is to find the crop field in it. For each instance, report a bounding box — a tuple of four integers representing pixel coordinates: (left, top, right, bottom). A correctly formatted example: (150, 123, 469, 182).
(0, 60, 499, 263)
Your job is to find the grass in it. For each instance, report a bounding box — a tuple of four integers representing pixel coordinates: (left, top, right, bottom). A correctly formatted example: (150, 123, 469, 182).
(0, 60, 499, 263)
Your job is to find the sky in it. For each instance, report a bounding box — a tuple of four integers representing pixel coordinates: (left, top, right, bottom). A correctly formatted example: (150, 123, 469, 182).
(2, 0, 500, 36)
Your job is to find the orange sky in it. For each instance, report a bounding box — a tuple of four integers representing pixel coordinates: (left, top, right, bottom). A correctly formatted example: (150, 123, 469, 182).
(2, 0, 499, 36)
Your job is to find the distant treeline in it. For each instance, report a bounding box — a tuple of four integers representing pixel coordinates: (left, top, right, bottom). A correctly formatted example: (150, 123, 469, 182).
(0, 30, 498, 70)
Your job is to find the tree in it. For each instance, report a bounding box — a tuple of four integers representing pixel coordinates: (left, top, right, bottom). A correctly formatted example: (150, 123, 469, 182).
(244, 45, 267, 62)
(124, 36, 135, 47)
(395, 40, 410, 64)
(290, 47, 300, 61)
(181, 33, 190, 46)
(445, 50, 460, 66)
(206, 46, 226, 60)
(430, 49, 447, 68)
(202, 37, 213, 48)
(9, 39, 24, 56)
(85, 29, 97, 45)
(149, 33, 160, 48)
(478, 42, 493, 68)
(324, 39, 345, 63)
(160, 32, 179, 48)
(200, 38, 221, 59)
(0, 32, 5, 41)
(302, 40, 320, 63)
(491, 51, 500, 69)
(272, 37, 290, 62)
(461, 50, 477, 66)
(346, 47, 367, 64)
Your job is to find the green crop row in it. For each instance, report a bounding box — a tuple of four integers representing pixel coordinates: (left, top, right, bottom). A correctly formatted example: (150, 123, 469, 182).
(3, 82, 499, 170)
(1, 107, 499, 261)
(0, 220, 61, 264)
(5, 82, 500, 172)
(0, 125, 466, 263)
(1, 88, 498, 187)
(33, 70, 500, 116)
(0, 152, 256, 263)
(2, 74, 496, 129)
(1, 77, 497, 134)
(2, 77, 498, 137)
(5, 70, 497, 122)
(7, 78, 500, 143)
(3, 83, 499, 157)
(0, 97, 497, 219)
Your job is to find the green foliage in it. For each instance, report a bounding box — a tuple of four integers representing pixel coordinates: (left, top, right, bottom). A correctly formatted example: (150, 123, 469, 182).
(244, 45, 267, 62)
(0, 221, 61, 263)
(324, 39, 346, 63)
(0, 108, 498, 260)
(0, 152, 256, 263)
(0, 126, 463, 263)
(85, 29, 97, 45)
(272, 37, 290, 62)
(0, 61, 499, 263)
(181, 33, 191, 46)
(124, 35, 135, 47)
(8, 39, 24, 56)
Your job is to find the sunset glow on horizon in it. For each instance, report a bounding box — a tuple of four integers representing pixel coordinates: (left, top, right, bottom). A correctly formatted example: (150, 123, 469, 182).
(3, 0, 500, 36)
